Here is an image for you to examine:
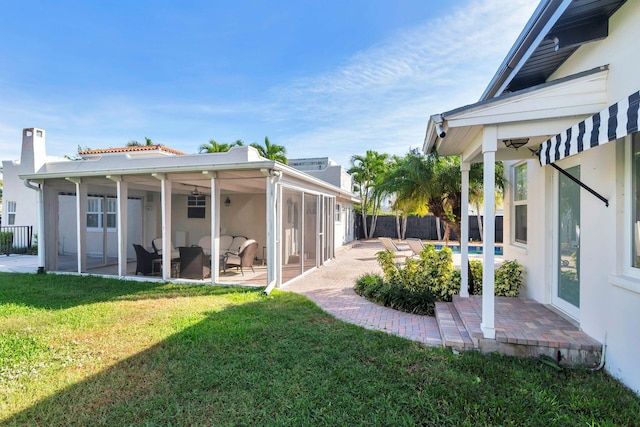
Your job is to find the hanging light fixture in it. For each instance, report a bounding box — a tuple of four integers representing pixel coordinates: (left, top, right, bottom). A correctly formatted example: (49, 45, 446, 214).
(224, 196, 231, 207)
(503, 138, 529, 150)
(191, 186, 202, 196)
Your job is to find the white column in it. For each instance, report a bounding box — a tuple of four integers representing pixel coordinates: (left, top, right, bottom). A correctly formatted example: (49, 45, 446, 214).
(460, 161, 470, 298)
(109, 176, 128, 277)
(275, 181, 282, 288)
(67, 178, 87, 273)
(161, 177, 172, 279)
(264, 169, 281, 293)
(481, 126, 497, 339)
(35, 182, 45, 273)
(205, 172, 219, 283)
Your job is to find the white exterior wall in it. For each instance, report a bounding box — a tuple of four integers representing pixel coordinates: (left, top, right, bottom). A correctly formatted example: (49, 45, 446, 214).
(218, 193, 267, 252)
(550, 2, 640, 107)
(1, 160, 38, 230)
(334, 199, 355, 247)
(503, 158, 550, 304)
(504, 1, 640, 393)
(1, 128, 48, 232)
(58, 194, 143, 259)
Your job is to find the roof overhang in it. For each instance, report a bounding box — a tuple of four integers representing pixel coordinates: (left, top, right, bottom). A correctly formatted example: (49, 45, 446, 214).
(20, 146, 359, 202)
(481, 0, 626, 100)
(423, 66, 609, 162)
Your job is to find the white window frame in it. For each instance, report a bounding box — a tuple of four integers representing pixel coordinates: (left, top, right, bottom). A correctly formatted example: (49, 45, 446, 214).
(87, 196, 117, 231)
(625, 133, 640, 278)
(512, 162, 528, 246)
(6, 201, 16, 225)
(187, 195, 206, 219)
(608, 135, 640, 294)
(335, 203, 341, 222)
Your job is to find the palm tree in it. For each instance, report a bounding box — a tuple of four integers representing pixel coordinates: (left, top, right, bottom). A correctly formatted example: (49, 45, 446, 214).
(382, 151, 504, 243)
(199, 139, 244, 153)
(250, 137, 287, 164)
(468, 165, 504, 242)
(127, 137, 154, 147)
(348, 150, 390, 239)
(379, 155, 428, 239)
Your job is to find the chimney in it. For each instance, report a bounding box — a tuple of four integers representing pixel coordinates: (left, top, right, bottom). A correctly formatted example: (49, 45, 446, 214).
(20, 128, 47, 173)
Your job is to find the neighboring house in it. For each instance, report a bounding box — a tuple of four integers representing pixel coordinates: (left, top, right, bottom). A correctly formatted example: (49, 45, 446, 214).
(424, 0, 639, 393)
(2, 129, 47, 231)
(289, 157, 355, 244)
(12, 128, 358, 292)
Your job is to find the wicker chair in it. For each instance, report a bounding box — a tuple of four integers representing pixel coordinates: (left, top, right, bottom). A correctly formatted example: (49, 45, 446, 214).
(224, 240, 258, 275)
(133, 244, 161, 276)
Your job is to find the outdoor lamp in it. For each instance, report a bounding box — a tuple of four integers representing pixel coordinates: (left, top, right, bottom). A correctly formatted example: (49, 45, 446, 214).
(224, 196, 231, 207)
(503, 138, 529, 150)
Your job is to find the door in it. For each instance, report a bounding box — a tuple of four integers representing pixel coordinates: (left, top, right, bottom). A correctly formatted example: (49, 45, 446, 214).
(553, 165, 580, 319)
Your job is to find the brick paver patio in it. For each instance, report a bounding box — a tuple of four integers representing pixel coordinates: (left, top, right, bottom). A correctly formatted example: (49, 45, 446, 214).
(285, 241, 443, 347)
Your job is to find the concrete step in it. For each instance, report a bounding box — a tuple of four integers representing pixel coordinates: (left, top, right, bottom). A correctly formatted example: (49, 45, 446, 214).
(452, 295, 483, 346)
(435, 302, 475, 350)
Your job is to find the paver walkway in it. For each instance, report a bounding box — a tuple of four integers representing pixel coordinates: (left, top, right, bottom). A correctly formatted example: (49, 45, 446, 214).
(286, 241, 443, 346)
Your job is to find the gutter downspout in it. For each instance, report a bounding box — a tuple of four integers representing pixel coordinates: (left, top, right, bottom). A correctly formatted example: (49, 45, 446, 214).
(23, 179, 45, 274)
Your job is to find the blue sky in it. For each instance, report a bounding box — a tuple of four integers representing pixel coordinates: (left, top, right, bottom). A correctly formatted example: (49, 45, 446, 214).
(0, 0, 538, 168)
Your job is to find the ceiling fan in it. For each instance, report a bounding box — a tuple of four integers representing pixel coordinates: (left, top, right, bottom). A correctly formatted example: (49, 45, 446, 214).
(191, 186, 202, 196)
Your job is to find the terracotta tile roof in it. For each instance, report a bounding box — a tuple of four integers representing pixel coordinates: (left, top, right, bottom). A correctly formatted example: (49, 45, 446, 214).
(78, 145, 186, 156)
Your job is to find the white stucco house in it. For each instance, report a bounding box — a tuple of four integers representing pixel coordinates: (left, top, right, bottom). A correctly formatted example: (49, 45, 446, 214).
(424, 0, 639, 393)
(8, 128, 357, 292)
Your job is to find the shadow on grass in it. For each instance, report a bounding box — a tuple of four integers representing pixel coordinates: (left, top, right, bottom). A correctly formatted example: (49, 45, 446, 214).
(3, 291, 640, 426)
(0, 272, 249, 311)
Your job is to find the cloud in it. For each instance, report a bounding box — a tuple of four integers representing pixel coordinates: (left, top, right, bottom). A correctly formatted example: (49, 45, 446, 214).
(264, 0, 538, 165)
(0, 0, 537, 168)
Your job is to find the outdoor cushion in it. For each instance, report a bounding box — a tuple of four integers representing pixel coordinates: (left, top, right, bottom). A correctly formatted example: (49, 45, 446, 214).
(198, 235, 212, 255)
(219, 235, 233, 252)
(227, 236, 248, 255)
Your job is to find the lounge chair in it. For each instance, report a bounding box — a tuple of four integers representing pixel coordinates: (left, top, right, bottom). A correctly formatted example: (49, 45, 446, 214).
(378, 237, 414, 262)
(224, 239, 258, 275)
(405, 238, 425, 256)
(133, 244, 161, 276)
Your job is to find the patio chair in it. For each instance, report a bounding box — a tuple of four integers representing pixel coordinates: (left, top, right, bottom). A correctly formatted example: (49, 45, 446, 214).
(405, 238, 426, 256)
(133, 244, 161, 276)
(152, 237, 180, 259)
(179, 246, 211, 280)
(224, 240, 258, 275)
(378, 237, 414, 265)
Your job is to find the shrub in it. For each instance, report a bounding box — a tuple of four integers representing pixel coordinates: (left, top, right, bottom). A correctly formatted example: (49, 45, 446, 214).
(468, 259, 525, 297)
(495, 260, 525, 296)
(0, 232, 13, 254)
(356, 246, 527, 316)
(365, 245, 459, 315)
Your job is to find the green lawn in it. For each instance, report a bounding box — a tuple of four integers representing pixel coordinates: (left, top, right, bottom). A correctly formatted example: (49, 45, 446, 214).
(1, 273, 638, 426)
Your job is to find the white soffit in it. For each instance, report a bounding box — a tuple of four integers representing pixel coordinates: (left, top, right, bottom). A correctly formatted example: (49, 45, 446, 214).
(446, 68, 608, 128)
(434, 68, 608, 157)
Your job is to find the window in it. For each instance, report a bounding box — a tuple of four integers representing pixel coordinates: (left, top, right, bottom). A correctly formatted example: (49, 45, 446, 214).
(513, 163, 527, 244)
(632, 134, 640, 268)
(335, 203, 341, 222)
(87, 196, 117, 229)
(6, 201, 16, 225)
(187, 195, 206, 218)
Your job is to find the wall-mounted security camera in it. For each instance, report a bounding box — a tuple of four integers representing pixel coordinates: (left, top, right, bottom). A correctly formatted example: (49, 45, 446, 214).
(436, 123, 446, 138)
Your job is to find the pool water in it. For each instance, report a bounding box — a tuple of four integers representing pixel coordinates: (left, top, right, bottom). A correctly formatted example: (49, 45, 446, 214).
(434, 244, 504, 256)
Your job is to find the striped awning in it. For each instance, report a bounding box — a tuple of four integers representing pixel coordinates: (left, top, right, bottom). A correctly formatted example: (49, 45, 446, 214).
(539, 90, 640, 165)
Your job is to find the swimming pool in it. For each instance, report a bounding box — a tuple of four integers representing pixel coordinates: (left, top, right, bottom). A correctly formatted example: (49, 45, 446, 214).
(434, 244, 504, 256)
